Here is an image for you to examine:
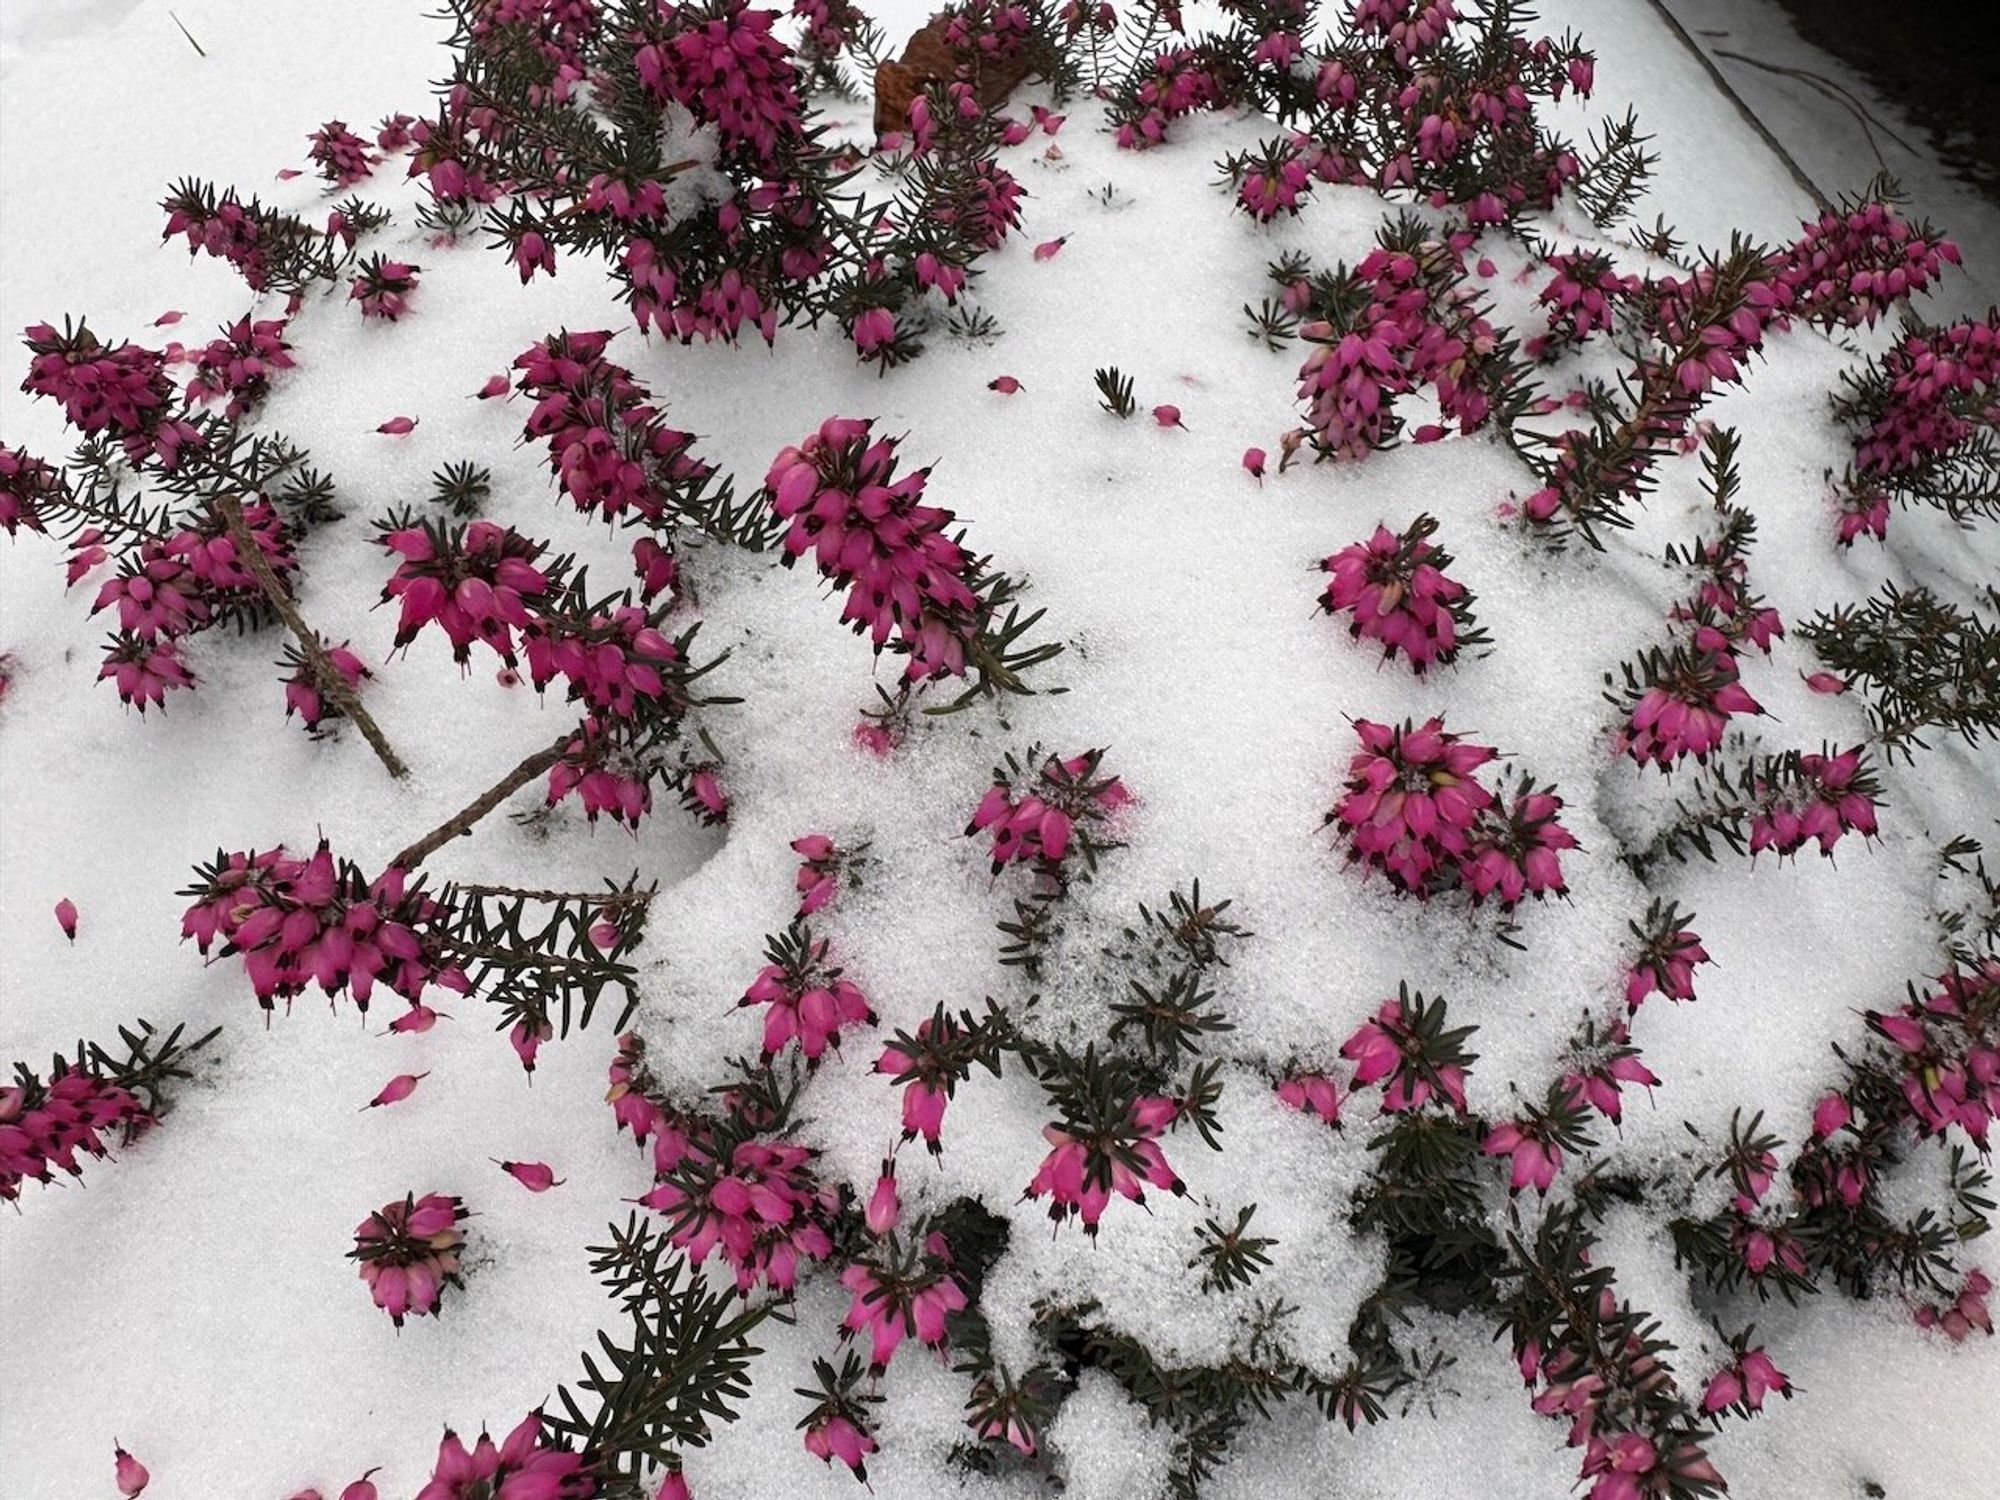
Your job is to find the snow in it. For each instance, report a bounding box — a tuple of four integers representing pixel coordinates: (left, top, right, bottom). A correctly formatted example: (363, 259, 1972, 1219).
(3, 2, 1998, 1498)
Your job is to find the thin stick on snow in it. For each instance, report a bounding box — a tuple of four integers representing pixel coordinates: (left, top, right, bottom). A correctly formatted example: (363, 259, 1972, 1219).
(389, 729, 573, 871)
(213, 494, 410, 780)
(167, 11, 208, 57)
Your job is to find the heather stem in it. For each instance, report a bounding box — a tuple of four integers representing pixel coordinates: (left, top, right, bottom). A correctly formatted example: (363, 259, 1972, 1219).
(390, 728, 573, 870)
(213, 493, 410, 780)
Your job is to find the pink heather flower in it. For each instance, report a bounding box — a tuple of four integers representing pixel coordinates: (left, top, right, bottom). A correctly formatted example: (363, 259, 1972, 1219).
(1, 443, 64, 535)
(1914, 1268, 1993, 1342)
(1340, 994, 1469, 1114)
(631, 2, 805, 169)
(640, 1136, 835, 1293)
(510, 1018, 550, 1077)
(477, 373, 511, 400)
(1560, 1023, 1659, 1123)
(876, 1016, 966, 1153)
(1614, 650, 1762, 768)
(1535, 250, 1639, 347)
(968, 749, 1128, 877)
(1460, 782, 1578, 908)
(851, 306, 897, 360)
(21, 320, 202, 470)
(377, 416, 419, 435)
(0, 1064, 147, 1201)
(1624, 904, 1710, 1010)
(1773, 195, 1960, 331)
(1319, 515, 1476, 673)
(1811, 1092, 1853, 1139)
(841, 1256, 969, 1370)
(1701, 1347, 1791, 1415)
(791, 833, 849, 916)
(988, 375, 1022, 394)
(683, 765, 729, 826)
(1276, 1071, 1342, 1125)
(350, 257, 421, 321)
(284, 642, 370, 730)
(654, 1472, 690, 1500)
(55, 898, 78, 942)
(853, 718, 900, 756)
(364, 1072, 429, 1110)
(865, 1161, 900, 1235)
(1243, 446, 1267, 482)
(1580, 1431, 1658, 1500)
(186, 315, 295, 418)
(340, 1472, 381, 1500)
(1332, 716, 1497, 896)
(413, 1412, 594, 1500)
(379, 518, 551, 666)
(351, 1193, 467, 1326)
(1836, 486, 1890, 546)
(765, 417, 982, 680)
(495, 1159, 564, 1192)
(1483, 1120, 1562, 1194)
(1747, 746, 1882, 859)
(308, 120, 377, 187)
(803, 1415, 876, 1479)
(1026, 1096, 1184, 1235)
(1803, 670, 1847, 694)
(115, 1445, 150, 1498)
(1151, 403, 1185, 429)
(738, 933, 875, 1062)
(1034, 237, 1067, 262)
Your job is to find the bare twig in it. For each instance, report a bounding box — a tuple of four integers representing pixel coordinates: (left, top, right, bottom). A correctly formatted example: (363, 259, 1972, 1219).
(167, 11, 207, 57)
(214, 494, 409, 779)
(390, 728, 574, 870)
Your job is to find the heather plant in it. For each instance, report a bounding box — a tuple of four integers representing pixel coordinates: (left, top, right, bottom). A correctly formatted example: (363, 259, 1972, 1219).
(8, 0, 2000, 1494)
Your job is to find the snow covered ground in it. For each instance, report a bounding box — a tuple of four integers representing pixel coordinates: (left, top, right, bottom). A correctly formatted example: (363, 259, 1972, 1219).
(2, 2, 1995, 1497)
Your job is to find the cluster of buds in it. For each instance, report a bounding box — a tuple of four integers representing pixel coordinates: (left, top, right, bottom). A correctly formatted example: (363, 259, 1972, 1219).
(1558, 1019, 1659, 1123)
(1770, 193, 1959, 331)
(1, 442, 63, 535)
(180, 842, 462, 1012)
(1913, 1267, 1994, 1342)
(1332, 718, 1575, 906)
(1531, 249, 1639, 354)
(308, 120, 378, 187)
(281, 639, 371, 731)
(1112, 48, 1223, 151)
(1027, 1095, 1183, 1235)
(1622, 901, 1711, 1011)
(1275, 1069, 1343, 1125)
(1699, 1346, 1791, 1417)
(1341, 988, 1472, 1113)
(738, 924, 876, 1062)
(1292, 239, 1499, 461)
(640, 1130, 836, 1293)
(875, 1009, 993, 1155)
(1515, 1308, 1724, 1500)
(513, 329, 713, 526)
(967, 747, 1129, 878)
(1317, 514, 1480, 672)
(1745, 747, 1881, 859)
(605, 1033, 698, 1178)
(413, 1413, 595, 1500)
(1847, 312, 1999, 490)
(185, 316, 295, 418)
(21, 320, 202, 470)
(0, 1065, 145, 1201)
(1867, 962, 2000, 1147)
(791, 833, 853, 916)
(1610, 441, 1781, 767)
(89, 500, 296, 711)
(632, 1, 805, 170)
(349, 255, 420, 321)
(766, 417, 982, 681)
(350, 1192, 468, 1326)
(379, 518, 552, 667)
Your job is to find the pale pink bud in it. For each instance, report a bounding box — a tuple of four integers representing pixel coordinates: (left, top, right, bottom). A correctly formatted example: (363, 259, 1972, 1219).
(1033, 236, 1067, 262)
(55, 897, 78, 941)
(495, 1158, 564, 1192)
(115, 1445, 150, 1498)
(376, 416, 418, 435)
(363, 1071, 428, 1110)
(866, 1162, 900, 1234)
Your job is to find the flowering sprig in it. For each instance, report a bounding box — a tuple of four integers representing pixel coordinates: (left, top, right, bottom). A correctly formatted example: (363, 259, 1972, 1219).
(796, 1352, 882, 1480)
(968, 744, 1129, 884)
(1631, 743, 1885, 871)
(1020, 1045, 1199, 1236)
(875, 1002, 1012, 1156)
(1317, 513, 1485, 673)
(350, 1192, 469, 1327)
(1797, 583, 2000, 762)
(1, 1018, 217, 1203)
(161, 176, 387, 295)
(738, 922, 876, 1062)
(765, 416, 1062, 701)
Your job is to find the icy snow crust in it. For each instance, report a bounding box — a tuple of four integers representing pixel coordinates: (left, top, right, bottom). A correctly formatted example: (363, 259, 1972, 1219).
(1, 1, 1997, 1497)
